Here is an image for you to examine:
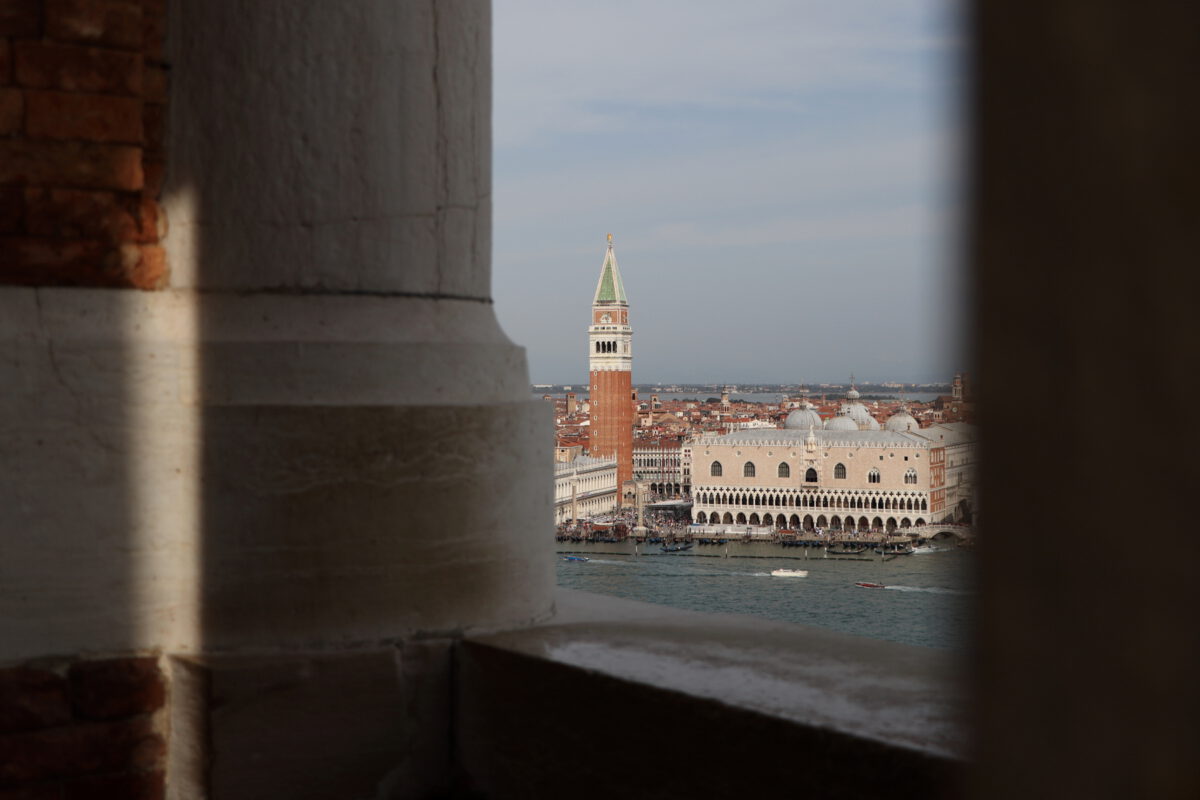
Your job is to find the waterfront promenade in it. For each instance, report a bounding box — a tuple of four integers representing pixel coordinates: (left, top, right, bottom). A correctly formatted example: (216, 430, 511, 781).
(556, 513, 973, 552)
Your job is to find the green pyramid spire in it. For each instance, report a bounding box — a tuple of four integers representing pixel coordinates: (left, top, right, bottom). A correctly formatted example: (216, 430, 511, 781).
(592, 233, 628, 306)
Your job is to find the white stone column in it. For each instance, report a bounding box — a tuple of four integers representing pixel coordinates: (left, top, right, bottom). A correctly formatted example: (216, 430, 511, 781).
(167, 0, 552, 650)
(0, 0, 553, 661)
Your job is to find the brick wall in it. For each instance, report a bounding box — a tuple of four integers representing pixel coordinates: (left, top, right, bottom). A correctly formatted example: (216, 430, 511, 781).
(0, 656, 167, 799)
(1, 0, 168, 289)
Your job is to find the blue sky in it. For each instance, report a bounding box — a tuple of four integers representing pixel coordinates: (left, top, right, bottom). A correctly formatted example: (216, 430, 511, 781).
(491, 1, 964, 385)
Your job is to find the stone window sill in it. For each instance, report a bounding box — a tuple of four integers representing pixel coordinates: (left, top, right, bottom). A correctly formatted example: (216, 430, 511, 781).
(456, 587, 964, 796)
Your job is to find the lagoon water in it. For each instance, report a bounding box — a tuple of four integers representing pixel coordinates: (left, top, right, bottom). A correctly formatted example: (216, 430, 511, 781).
(556, 541, 972, 651)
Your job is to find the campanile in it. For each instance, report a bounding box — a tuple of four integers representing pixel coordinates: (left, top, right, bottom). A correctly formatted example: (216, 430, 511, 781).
(588, 234, 635, 495)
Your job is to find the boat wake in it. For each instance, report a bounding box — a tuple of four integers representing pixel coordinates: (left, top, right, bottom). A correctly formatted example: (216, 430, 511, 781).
(884, 585, 967, 595)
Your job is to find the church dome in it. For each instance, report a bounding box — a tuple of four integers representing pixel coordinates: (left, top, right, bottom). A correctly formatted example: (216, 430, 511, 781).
(845, 401, 878, 429)
(825, 413, 859, 431)
(784, 404, 823, 430)
(885, 409, 920, 432)
(846, 387, 861, 401)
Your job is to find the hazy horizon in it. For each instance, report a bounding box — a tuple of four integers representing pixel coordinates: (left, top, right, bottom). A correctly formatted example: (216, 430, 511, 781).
(529, 381, 951, 390)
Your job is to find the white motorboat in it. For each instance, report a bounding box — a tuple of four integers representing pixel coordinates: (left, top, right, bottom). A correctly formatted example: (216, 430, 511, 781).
(770, 569, 809, 578)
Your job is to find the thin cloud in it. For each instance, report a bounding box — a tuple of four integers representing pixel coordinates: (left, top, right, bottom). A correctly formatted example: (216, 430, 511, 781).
(492, 1, 964, 383)
(496, 0, 958, 146)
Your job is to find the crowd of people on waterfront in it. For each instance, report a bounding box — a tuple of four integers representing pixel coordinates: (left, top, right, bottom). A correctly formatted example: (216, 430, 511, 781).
(554, 511, 962, 545)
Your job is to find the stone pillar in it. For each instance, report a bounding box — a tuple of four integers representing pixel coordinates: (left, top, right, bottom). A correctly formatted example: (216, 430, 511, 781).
(168, 1, 551, 649)
(2, 0, 552, 662)
(972, 1, 1200, 797)
(2, 1, 552, 796)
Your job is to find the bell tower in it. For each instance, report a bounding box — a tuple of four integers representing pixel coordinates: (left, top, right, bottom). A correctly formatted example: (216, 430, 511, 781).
(588, 234, 634, 495)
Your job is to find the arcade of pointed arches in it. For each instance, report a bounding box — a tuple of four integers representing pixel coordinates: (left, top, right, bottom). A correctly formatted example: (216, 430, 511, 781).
(692, 510, 926, 533)
(693, 486, 929, 532)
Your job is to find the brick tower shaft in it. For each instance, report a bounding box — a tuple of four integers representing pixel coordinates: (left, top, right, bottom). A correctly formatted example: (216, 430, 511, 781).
(587, 234, 634, 497)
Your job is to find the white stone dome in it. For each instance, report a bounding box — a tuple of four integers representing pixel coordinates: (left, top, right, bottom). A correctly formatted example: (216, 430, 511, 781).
(784, 404, 823, 430)
(846, 387, 861, 400)
(825, 413, 859, 431)
(885, 409, 920, 432)
(845, 402, 879, 430)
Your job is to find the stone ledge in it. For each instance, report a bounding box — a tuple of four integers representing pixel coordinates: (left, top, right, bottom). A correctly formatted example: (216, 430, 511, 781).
(167, 645, 453, 800)
(456, 588, 964, 798)
(0, 284, 551, 660)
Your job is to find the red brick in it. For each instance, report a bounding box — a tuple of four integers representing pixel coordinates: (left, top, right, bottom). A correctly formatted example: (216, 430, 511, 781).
(45, 0, 142, 50)
(68, 659, 164, 721)
(14, 42, 142, 96)
(63, 770, 163, 800)
(0, 237, 113, 287)
(141, 158, 165, 197)
(0, 237, 168, 288)
(118, 196, 166, 243)
(0, 140, 143, 191)
(1, 40, 11, 85)
(0, 89, 22, 136)
(0, 717, 162, 785)
(25, 90, 142, 144)
(24, 187, 137, 241)
(134, 196, 164, 242)
(141, 102, 163, 157)
(141, 0, 165, 64)
(120, 243, 167, 288)
(0, 189, 23, 234)
(0, 0, 41, 38)
(0, 784, 64, 800)
(0, 669, 71, 735)
(141, 64, 165, 103)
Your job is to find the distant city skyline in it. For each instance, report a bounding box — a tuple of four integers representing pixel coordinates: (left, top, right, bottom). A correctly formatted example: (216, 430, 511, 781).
(492, 1, 964, 385)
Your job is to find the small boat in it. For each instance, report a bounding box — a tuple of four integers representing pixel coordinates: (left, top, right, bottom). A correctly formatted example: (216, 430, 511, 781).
(911, 544, 943, 554)
(771, 569, 809, 578)
(855, 581, 886, 589)
(827, 546, 869, 556)
(660, 542, 694, 553)
(561, 555, 589, 562)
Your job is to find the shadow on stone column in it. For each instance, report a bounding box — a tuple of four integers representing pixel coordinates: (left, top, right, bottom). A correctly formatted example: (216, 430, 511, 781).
(161, 2, 553, 797)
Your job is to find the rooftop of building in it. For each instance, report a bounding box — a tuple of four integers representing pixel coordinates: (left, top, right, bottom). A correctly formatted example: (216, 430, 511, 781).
(633, 438, 684, 450)
(554, 454, 618, 475)
(694, 428, 938, 448)
(914, 422, 976, 446)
